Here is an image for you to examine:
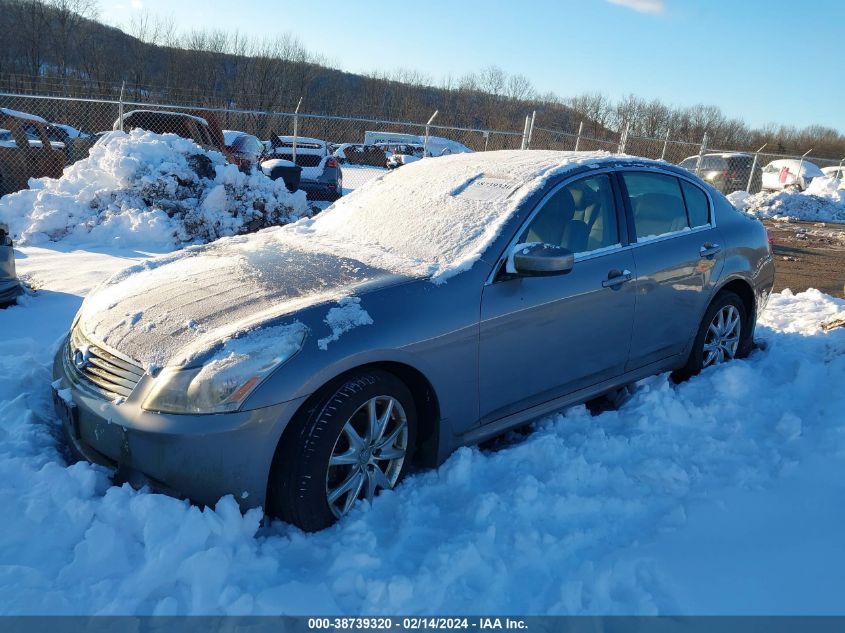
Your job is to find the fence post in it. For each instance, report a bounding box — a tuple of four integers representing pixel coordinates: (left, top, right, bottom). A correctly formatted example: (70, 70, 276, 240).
(695, 133, 708, 176)
(423, 109, 439, 157)
(520, 115, 531, 150)
(660, 128, 670, 161)
(292, 96, 303, 164)
(574, 121, 584, 151)
(483, 130, 490, 152)
(118, 81, 125, 132)
(747, 143, 767, 193)
(526, 110, 536, 150)
(617, 122, 629, 154)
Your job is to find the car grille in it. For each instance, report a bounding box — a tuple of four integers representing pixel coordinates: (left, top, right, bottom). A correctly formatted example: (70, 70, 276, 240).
(65, 326, 145, 400)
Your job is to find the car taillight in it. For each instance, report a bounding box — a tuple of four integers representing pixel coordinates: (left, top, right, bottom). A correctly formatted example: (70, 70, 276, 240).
(326, 158, 338, 168)
(766, 230, 774, 251)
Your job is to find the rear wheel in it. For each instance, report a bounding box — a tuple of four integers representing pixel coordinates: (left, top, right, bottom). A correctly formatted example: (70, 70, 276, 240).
(673, 291, 750, 382)
(267, 370, 417, 531)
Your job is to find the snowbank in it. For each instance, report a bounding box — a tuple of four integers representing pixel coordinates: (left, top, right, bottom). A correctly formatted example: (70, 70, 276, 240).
(0, 130, 310, 248)
(3, 243, 845, 614)
(730, 176, 845, 223)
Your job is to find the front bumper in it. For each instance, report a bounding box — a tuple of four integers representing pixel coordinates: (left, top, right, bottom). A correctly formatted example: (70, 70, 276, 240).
(52, 338, 307, 511)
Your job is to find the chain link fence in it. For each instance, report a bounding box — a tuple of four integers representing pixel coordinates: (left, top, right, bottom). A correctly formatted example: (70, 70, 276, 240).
(1, 92, 843, 201)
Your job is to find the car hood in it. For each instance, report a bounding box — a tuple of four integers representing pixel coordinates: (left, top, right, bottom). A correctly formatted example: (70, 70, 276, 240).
(78, 231, 413, 371)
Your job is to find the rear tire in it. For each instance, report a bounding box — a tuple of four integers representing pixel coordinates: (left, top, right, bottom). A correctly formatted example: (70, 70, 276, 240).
(266, 370, 417, 532)
(672, 291, 751, 382)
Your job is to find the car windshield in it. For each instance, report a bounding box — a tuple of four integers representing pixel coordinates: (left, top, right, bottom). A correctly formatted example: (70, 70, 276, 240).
(278, 151, 613, 283)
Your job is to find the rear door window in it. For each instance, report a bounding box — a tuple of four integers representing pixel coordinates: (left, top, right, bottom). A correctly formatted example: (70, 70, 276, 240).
(680, 180, 710, 227)
(622, 172, 690, 240)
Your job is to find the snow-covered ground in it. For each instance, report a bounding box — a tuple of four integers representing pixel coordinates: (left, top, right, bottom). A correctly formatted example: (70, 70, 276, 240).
(2, 241, 845, 615)
(728, 176, 845, 224)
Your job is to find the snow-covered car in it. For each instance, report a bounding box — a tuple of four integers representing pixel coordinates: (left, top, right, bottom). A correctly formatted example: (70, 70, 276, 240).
(52, 151, 774, 531)
(821, 165, 845, 180)
(0, 223, 21, 306)
(386, 152, 422, 170)
(364, 131, 472, 157)
(0, 108, 65, 196)
(114, 110, 227, 155)
(761, 158, 824, 191)
(263, 135, 343, 200)
(222, 130, 266, 172)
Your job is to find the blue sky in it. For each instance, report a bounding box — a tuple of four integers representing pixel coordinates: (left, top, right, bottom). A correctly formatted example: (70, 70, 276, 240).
(101, 0, 844, 132)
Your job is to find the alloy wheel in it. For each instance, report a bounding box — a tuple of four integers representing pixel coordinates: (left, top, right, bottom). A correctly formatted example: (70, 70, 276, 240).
(325, 395, 408, 518)
(702, 304, 742, 368)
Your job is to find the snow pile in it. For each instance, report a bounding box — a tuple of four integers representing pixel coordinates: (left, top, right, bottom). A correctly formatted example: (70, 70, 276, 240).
(317, 296, 373, 350)
(3, 239, 845, 613)
(0, 129, 309, 248)
(730, 176, 845, 223)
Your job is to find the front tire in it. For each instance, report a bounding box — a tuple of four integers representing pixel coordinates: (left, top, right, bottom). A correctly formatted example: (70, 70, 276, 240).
(673, 291, 751, 382)
(267, 370, 417, 531)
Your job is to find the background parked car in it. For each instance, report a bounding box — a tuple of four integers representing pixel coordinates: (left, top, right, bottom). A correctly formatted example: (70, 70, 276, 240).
(223, 130, 266, 172)
(114, 110, 227, 154)
(678, 153, 761, 194)
(0, 108, 65, 196)
(821, 165, 845, 180)
(332, 143, 388, 167)
(264, 134, 343, 200)
(761, 158, 824, 191)
(50, 122, 96, 163)
(0, 223, 21, 307)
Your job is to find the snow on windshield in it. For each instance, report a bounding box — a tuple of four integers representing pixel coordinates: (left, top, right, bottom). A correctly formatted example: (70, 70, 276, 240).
(280, 150, 621, 283)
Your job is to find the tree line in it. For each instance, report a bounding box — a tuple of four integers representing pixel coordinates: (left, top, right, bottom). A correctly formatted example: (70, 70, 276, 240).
(1, 0, 843, 159)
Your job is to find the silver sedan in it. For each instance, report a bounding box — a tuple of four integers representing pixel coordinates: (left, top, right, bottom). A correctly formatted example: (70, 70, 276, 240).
(52, 151, 775, 531)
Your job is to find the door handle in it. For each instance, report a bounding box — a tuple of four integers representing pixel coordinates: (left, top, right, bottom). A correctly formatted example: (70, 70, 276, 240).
(700, 242, 722, 257)
(602, 269, 633, 288)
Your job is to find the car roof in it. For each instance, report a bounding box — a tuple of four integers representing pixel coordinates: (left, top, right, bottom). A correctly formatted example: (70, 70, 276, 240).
(0, 107, 48, 124)
(273, 135, 326, 145)
(368, 150, 690, 198)
(120, 110, 209, 126)
(681, 152, 751, 161)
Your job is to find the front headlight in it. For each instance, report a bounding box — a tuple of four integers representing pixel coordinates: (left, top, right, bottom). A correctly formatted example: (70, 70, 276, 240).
(142, 322, 307, 414)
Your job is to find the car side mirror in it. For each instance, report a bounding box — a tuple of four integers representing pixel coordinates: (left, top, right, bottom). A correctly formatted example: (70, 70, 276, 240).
(512, 243, 574, 276)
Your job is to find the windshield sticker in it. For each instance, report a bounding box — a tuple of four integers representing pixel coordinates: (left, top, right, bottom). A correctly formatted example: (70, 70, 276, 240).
(452, 175, 520, 202)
